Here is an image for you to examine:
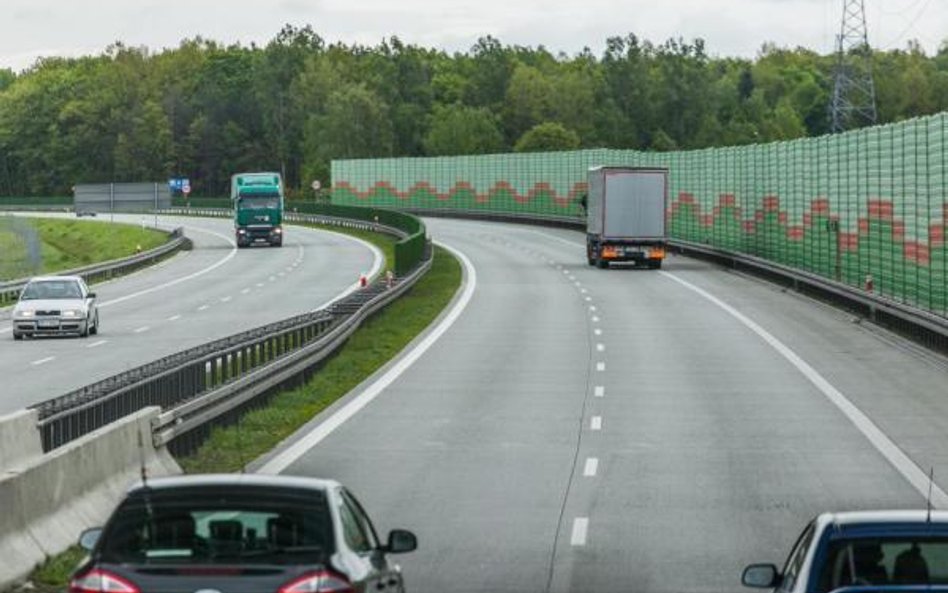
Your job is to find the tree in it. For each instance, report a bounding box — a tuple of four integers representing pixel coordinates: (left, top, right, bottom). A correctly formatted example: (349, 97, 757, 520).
(514, 122, 580, 152)
(423, 104, 504, 156)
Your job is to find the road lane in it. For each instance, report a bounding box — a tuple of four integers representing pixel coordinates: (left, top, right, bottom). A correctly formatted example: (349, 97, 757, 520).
(0, 214, 380, 412)
(261, 218, 948, 593)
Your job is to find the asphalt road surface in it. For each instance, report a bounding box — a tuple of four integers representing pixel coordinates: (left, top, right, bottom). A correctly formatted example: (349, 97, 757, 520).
(0, 214, 380, 413)
(260, 218, 948, 593)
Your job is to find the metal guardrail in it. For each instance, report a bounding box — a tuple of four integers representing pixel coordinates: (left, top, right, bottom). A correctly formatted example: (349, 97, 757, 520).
(0, 227, 190, 307)
(30, 210, 432, 453)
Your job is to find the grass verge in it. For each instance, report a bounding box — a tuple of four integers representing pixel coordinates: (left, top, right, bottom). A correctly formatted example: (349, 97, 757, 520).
(0, 217, 167, 281)
(178, 244, 461, 473)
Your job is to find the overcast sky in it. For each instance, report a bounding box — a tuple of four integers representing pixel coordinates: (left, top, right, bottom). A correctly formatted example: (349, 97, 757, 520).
(1, 0, 945, 72)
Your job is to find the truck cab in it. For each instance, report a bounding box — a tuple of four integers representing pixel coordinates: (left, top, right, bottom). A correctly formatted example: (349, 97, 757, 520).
(231, 172, 284, 248)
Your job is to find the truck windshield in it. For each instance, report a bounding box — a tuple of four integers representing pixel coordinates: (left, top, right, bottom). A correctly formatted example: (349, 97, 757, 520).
(818, 537, 948, 591)
(238, 196, 279, 210)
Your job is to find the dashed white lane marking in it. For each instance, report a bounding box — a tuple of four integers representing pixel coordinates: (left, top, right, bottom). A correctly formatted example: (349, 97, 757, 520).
(592, 316, 600, 323)
(594, 328, 602, 336)
(134, 326, 150, 333)
(570, 518, 589, 546)
(591, 416, 603, 431)
(86, 340, 107, 349)
(198, 305, 209, 311)
(256, 283, 264, 288)
(581, 288, 588, 294)
(661, 271, 948, 508)
(278, 272, 285, 278)
(589, 305, 596, 312)
(594, 386, 605, 398)
(596, 343, 605, 352)
(268, 276, 276, 282)
(32, 356, 55, 366)
(220, 296, 232, 303)
(584, 458, 599, 477)
(241, 288, 251, 295)
(257, 242, 476, 475)
(585, 296, 592, 302)
(596, 362, 606, 372)
(573, 281, 580, 287)
(167, 315, 181, 321)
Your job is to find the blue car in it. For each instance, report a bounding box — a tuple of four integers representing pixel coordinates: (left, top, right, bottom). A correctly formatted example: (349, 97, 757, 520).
(742, 511, 948, 592)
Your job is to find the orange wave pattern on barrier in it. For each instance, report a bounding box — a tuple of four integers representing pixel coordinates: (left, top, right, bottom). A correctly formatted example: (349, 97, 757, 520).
(670, 193, 948, 266)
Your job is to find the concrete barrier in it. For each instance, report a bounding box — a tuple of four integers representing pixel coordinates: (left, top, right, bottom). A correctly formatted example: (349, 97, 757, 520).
(0, 407, 181, 590)
(0, 409, 42, 471)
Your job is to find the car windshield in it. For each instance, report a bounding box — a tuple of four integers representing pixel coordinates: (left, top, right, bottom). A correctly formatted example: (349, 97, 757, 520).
(98, 487, 333, 565)
(20, 280, 82, 300)
(238, 196, 279, 210)
(818, 537, 948, 591)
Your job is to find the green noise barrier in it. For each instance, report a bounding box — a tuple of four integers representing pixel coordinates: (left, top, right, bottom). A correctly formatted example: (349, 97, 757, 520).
(332, 113, 948, 317)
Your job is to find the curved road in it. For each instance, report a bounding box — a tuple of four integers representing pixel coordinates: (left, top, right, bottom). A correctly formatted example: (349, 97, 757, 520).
(0, 214, 380, 413)
(255, 218, 948, 593)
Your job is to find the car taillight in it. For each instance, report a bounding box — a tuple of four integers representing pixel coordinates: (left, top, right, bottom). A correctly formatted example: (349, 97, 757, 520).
(69, 569, 140, 593)
(277, 570, 354, 593)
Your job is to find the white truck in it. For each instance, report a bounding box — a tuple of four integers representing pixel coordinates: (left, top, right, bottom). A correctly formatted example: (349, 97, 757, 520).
(585, 166, 668, 269)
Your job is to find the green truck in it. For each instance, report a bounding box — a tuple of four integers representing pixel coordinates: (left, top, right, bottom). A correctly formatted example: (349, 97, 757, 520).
(231, 172, 284, 248)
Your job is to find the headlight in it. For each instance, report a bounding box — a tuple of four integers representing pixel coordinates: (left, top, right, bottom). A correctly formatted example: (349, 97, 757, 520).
(17, 309, 35, 318)
(61, 309, 82, 318)
(274, 227, 282, 234)
(238, 229, 247, 234)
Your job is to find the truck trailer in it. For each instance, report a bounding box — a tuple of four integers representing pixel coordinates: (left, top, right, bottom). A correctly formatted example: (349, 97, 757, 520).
(231, 172, 284, 248)
(585, 166, 668, 269)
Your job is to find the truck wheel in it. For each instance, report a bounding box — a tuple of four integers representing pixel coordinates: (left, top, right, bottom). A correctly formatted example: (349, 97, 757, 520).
(13, 332, 22, 341)
(587, 256, 595, 266)
(596, 258, 609, 269)
(649, 260, 663, 270)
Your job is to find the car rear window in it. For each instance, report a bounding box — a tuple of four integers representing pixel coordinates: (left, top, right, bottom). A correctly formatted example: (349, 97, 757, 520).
(818, 537, 948, 591)
(98, 486, 333, 565)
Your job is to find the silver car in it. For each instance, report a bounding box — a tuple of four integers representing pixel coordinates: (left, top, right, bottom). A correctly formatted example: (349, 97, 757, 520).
(12, 275, 100, 339)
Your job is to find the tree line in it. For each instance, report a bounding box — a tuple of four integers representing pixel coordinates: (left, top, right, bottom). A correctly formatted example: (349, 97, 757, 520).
(0, 25, 946, 197)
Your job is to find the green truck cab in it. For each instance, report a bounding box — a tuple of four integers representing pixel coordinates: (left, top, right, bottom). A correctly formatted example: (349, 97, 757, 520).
(231, 172, 284, 248)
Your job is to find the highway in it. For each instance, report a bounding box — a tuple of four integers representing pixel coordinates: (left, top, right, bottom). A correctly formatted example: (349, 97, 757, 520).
(255, 218, 948, 593)
(0, 214, 381, 413)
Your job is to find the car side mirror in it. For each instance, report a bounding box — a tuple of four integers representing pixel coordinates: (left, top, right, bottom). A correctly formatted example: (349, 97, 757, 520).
(87, 292, 96, 299)
(384, 529, 417, 554)
(78, 527, 102, 552)
(742, 564, 780, 588)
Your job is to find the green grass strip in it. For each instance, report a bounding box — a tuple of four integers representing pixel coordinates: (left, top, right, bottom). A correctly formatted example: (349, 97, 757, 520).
(0, 217, 166, 281)
(178, 244, 460, 474)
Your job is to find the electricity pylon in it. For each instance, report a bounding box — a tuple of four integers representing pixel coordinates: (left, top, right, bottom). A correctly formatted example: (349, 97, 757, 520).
(830, 0, 878, 133)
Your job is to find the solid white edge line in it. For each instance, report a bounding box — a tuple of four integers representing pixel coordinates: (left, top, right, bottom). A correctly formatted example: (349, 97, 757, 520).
(570, 518, 589, 546)
(256, 241, 476, 475)
(660, 270, 948, 508)
(32, 356, 55, 366)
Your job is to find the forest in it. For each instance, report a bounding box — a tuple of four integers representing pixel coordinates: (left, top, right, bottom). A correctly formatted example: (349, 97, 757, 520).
(0, 25, 946, 197)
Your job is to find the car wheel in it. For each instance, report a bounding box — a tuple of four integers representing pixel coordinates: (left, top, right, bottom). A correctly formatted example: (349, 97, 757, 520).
(79, 321, 89, 338)
(89, 313, 99, 335)
(13, 332, 22, 341)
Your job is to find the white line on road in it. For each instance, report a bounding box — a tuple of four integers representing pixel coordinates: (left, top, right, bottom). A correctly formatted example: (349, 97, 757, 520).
(86, 340, 107, 349)
(580, 288, 588, 294)
(592, 316, 600, 323)
(596, 362, 605, 372)
(241, 288, 251, 294)
(583, 458, 599, 477)
(32, 357, 55, 366)
(134, 326, 150, 333)
(220, 296, 232, 303)
(269, 276, 276, 282)
(594, 328, 602, 336)
(167, 314, 181, 321)
(570, 518, 589, 546)
(591, 416, 602, 431)
(198, 305, 209, 311)
(596, 343, 605, 352)
(589, 305, 596, 312)
(594, 386, 605, 398)
(662, 271, 948, 508)
(585, 296, 592, 302)
(256, 283, 264, 288)
(257, 242, 477, 475)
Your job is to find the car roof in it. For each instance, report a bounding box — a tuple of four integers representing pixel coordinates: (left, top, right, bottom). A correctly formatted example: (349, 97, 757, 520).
(127, 473, 341, 495)
(28, 275, 83, 283)
(819, 510, 948, 527)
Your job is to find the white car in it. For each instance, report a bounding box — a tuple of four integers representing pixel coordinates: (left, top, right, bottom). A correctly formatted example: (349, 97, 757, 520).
(12, 275, 99, 340)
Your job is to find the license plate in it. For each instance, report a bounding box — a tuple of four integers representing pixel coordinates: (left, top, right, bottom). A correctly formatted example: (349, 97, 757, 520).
(38, 319, 59, 328)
